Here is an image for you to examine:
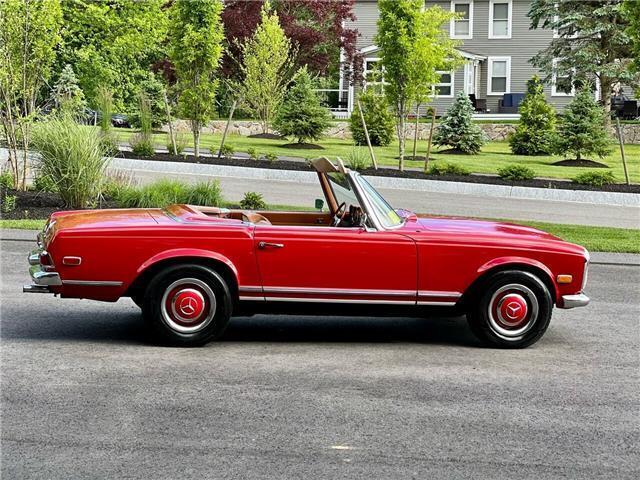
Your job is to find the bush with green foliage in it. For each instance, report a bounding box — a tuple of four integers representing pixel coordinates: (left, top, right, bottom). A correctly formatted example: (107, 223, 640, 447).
(247, 147, 260, 161)
(497, 164, 536, 181)
(572, 170, 616, 186)
(264, 152, 278, 163)
(240, 191, 267, 210)
(50, 64, 86, 117)
(31, 116, 111, 208)
(166, 132, 189, 155)
(0, 171, 13, 191)
(273, 67, 331, 144)
(427, 162, 471, 176)
(433, 91, 486, 154)
(350, 89, 395, 147)
(556, 88, 612, 161)
(33, 173, 57, 193)
(116, 179, 223, 208)
(346, 146, 369, 171)
(509, 76, 557, 155)
(1, 194, 17, 214)
(220, 143, 235, 158)
(130, 133, 155, 157)
(128, 76, 167, 128)
(102, 170, 136, 201)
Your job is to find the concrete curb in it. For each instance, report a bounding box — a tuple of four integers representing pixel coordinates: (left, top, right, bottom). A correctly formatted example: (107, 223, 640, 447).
(109, 157, 640, 207)
(2, 228, 639, 266)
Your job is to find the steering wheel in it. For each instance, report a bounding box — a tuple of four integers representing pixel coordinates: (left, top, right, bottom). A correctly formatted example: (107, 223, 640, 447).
(333, 202, 348, 227)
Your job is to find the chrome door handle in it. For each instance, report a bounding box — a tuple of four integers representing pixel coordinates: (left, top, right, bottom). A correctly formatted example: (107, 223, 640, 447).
(258, 242, 284, 249)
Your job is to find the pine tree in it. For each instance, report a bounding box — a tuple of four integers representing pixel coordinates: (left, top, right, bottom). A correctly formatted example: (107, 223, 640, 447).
(273, 67, 331, 144)
(350, 88, 395, 147)
(508, 76, 557, 155)
(433, 91, 485, 154)
(51, 64, 86, 116)
(555, 88, 612, 161)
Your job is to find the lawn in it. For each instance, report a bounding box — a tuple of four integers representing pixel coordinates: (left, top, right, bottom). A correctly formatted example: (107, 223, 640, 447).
(3, 216, 638, 253)
(111, 128, 640, 184)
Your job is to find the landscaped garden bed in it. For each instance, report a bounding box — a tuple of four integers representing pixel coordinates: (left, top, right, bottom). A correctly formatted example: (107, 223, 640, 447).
(119, 150, 640, 194)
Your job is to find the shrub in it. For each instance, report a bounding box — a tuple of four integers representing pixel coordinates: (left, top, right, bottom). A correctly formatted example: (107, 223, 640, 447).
(0, 170, 13, 190)
(99, 132, 120, 156)
(346, 146, 369, 171)
(96, 86, 113, 134)
(433, 91, 486, 154)
(264, 152, 278, 163)
(116, 180, 223, 208)
(273, 67, 331, 143)
(33, 172, 57, 193)
(427, 162, 471, 176)
(509, 76, 558, 155)
(555, 88, 612, 161)
(31, 116, 110, 208)
(247, 147, 260, 161)
(240, 191, 267, 210)
(102, 170, 136, 200)
(350, 89, 395, 147)
(497, 164, 536, 181)
(130, 133, 155, 157)
(1, 194, 16, 214)
(167, 132, 189, 155)
(572, 170, 616, 187)
(220, 143, 235, 158)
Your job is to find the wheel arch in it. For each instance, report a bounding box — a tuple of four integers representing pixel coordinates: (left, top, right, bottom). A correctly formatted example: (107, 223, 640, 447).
(461, 258, 558, 308)
(127, 249, 239, 302)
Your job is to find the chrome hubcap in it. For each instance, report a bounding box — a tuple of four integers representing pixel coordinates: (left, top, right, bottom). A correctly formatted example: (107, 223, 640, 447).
(488, 284, 539, 340)
(161, 278, 216, 334)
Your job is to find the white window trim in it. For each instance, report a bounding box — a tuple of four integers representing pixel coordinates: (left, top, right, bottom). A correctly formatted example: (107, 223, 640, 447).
(433, 70, 455, 98)
(551, 59, 575, 97)
(487, 56, 511, 96)
(363, 57, 385, 87)
(450, 0, 473, 40)
(488, 0, 512, 39)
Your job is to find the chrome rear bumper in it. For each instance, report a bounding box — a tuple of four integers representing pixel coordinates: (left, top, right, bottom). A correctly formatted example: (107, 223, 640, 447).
(559, 293, 590, 309)
(23, 248, 61, 293)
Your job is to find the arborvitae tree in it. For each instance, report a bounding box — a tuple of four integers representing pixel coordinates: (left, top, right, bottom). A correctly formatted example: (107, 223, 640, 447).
(508, 76, 557, 155)
(433, 91, 485, 154)
(555, 88, 612, 161)
(51, 64, 86, 116)
(350, 88, 395, 147)
(273, 67, 331, 144)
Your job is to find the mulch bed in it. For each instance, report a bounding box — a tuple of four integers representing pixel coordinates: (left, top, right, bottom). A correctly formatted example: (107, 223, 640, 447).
(248, 133, 286, 140)
(1, 190, 118, 220)
(280, 142, 324, 150)
(118, 151, 640, 194)
(552, 159, 610, 168)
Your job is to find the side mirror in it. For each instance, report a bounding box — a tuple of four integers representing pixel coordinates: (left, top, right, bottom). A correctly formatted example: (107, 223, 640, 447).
(314, 198, 324, 210)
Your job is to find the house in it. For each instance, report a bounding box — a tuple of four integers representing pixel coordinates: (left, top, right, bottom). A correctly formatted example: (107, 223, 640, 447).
(332, 0, 609, 118)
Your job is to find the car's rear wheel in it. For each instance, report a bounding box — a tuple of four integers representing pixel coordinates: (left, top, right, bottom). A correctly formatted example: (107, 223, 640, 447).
(466, 270, 553, 348)
(142, 264, 232, 347)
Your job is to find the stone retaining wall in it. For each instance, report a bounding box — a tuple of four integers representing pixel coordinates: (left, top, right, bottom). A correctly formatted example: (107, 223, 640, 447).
(168, 119, 640, 143)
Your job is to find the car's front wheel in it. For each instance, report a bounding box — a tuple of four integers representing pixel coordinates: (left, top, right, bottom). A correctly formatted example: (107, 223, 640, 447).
(466, 270, 553, 348)
(142, 264, 232, 347)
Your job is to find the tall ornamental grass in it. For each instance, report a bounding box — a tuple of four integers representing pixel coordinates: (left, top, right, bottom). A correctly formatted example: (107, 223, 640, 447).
(116, 179, 223, 208)
(31, 117, 110, 208)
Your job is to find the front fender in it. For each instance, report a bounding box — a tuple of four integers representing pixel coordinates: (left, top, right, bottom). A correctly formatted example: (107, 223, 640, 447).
(477, 256, 559, 301)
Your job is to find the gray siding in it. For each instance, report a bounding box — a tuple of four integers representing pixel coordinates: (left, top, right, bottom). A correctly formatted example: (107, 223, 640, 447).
(350, 0, 379, 50)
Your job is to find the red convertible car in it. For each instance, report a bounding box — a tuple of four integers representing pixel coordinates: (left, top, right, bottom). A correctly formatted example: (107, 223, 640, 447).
(24, 158, 589, 348)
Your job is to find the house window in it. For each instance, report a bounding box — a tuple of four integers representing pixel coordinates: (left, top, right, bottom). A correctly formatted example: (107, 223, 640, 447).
(434, 71, 454, 97)
(450, 1, 473, 39)
(363, 58, 384, 85)
(551, 60, 575, 96)
(489, 0, 512, 39)
(487, 56, 511, 95)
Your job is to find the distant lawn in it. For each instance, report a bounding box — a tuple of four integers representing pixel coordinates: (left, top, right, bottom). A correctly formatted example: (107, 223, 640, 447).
(111, 127, 640, 184)
(3, 215, 638, 253)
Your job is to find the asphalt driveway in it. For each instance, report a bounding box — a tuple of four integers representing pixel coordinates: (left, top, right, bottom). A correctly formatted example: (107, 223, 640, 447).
(1, 239, 638, 479)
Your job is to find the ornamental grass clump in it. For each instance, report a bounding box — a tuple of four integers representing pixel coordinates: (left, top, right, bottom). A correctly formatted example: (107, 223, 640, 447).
(116, 179, 223, 208)
(31, 116, 111, 208)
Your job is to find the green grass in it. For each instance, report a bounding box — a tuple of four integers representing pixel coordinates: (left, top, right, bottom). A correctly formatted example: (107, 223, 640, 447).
(111, 128, 640, 184)
(2, 215, 638, 253)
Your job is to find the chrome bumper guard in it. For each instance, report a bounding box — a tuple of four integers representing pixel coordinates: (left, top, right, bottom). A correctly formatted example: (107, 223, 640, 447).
(559, 293, 590, 309)
(23, 247, 62, 294)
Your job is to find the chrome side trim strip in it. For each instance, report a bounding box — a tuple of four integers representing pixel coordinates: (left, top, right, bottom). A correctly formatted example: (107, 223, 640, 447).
(262, 286, 416, 296)
(62, 280, 123, 287)
(239, 286, 263, 293)
(416, 301, 458, 306)
(417, 290, 462, 298)
(264, 297, 416, 305)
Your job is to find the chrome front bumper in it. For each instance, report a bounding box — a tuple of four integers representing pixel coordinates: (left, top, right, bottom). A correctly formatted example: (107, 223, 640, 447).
(559, 293, 590, 309)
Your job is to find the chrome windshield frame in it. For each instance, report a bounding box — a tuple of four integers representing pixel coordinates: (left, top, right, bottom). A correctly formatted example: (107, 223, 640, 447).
(347, 171, 404, 231)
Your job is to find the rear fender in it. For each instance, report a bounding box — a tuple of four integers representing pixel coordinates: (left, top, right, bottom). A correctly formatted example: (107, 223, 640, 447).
(137, 248, 239, 281)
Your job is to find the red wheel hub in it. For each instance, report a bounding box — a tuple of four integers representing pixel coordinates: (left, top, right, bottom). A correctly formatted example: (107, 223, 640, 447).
(495, 293, 529, 328)
(166, 287, 208, 325)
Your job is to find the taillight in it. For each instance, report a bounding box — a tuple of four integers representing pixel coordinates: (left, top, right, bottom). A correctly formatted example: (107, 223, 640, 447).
(39, 251, 54, 269)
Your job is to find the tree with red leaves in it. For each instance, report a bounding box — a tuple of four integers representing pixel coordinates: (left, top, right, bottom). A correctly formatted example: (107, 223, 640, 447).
(222, 0, 359, 83)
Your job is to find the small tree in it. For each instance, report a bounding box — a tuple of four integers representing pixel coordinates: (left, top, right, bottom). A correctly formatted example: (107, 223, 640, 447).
(168, 0, 225, 158)
(240, 1, 294, 134)
(350, 88, 395, 147)
(50, 64, 86, 117)
(509, 76, 558, 155)
(273, 67, 331, 144)
(433, 91, 485, 154)
(555, 88, 612, 161)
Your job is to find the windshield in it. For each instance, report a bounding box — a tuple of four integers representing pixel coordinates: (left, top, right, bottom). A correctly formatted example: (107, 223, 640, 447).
(356, 175, 403, 228)
(327, 172, 361, 210)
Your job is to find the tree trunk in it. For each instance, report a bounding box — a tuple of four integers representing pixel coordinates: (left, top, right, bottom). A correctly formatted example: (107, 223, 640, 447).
(412, 105, 420, 161)
(600, 77, 613, 130)
(219, 99, 237, 159)
(397, 101, 406, 171)
(357, 99, 378, 170)
(424, 107, 436, 173)
(192, 122, 200, 159)
(163, 90, 177, 155)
